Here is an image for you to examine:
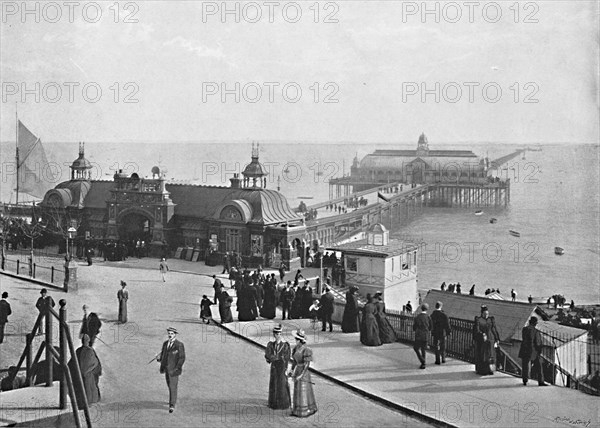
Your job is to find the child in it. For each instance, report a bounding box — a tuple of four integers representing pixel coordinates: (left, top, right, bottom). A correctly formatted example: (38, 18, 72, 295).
(200, 295, 213, 324)
(309, 298, 321, 329)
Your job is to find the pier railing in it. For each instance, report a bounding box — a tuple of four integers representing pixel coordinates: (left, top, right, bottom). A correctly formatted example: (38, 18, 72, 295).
(380, 309, 598, 395)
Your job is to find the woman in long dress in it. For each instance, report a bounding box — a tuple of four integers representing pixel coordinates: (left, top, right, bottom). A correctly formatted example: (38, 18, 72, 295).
(68, 334, 102, 408)
(290, 330, 318, 417)
(264, 324, 290, 409)
(217, 288, 234, 324)
(473, 305, 500, 375)
(360, 294, 381, 346)
(260, 283, 277, 319)
(374, 293, 397, 343)
(341, 286, 360, 333)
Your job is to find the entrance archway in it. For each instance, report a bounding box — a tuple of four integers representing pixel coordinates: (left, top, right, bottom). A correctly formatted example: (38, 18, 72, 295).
(118, 210, 153, 256)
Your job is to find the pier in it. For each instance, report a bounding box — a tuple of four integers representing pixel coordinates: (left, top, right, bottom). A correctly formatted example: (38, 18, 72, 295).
(303, 180, 510, 247)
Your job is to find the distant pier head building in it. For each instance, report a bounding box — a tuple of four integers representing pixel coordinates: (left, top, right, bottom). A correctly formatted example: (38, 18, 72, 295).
(332, 133, 489, 195)
(39, 143, 306, 269)
(327, 223, 419, 312)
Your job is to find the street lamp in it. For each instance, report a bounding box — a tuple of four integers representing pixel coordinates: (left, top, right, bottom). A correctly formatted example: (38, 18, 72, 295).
(67, 226, 77, 261)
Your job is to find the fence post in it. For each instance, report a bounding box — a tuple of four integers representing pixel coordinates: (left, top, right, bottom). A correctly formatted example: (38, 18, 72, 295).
(26, 333, 33, 386)
(59, 299, 67, 409)
(33, 263, 36, 278)
(51, 266, 55, 283)
(46, 307, 53, 387)
(17, 259, 20, 274)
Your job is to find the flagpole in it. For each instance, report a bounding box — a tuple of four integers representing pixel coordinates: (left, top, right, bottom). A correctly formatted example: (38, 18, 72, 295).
(15, 102, 19, 206)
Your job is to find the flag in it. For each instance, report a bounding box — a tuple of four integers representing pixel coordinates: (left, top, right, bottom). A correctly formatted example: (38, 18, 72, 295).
(377, 192, 390, 203)
(16, 120, 55, 199)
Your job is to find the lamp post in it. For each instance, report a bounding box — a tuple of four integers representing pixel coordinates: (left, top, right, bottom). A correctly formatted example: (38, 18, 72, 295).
(0, 217, 5, 270)
(67, 226, 77, 261)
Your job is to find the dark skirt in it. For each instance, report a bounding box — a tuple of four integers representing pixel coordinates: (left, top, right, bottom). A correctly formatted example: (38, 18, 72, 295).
(376, 313, 397, 343)
(341, 306, 359, 333)
(219, 305, 233, 323)
(268, 361, 290, 409)
(360, 314, 381, 346)
(474, 340, 495, 375)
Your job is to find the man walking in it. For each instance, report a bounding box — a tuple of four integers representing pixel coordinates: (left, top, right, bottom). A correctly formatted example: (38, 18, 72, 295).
(413, 303, 432, 369)
(35, 289, 55, 335)
(156, 327, 186, 413)
(280, 281, 294, 320)
(430, 301, 451, 365)
(518, 316, 547, 386)
(320, 287, 335, 332)
(0, 292, 11, 344)
(511, 289, 517, 302)
(212, 275, 223, 304)
(159, 258, 169, 282)
(117, 281, 129, 323)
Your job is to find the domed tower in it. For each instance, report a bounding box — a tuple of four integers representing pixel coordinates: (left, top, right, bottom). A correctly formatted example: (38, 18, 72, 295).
(70, 142, 92, 180)
(416, 132, 429, 157)
(241, 142, 269, 189)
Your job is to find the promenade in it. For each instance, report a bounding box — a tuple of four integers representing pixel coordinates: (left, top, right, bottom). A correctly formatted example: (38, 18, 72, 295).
(1, 256, 598, 428)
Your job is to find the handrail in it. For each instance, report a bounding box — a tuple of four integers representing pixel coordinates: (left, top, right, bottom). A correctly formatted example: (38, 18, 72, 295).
(4, 300, 92, 428)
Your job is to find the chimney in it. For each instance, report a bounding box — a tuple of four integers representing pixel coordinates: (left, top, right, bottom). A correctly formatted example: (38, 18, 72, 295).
(230, 173, 241, 189)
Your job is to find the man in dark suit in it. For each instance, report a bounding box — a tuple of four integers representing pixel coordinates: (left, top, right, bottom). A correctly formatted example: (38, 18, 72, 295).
(0, 292, 12, 344)
(430, 301, 451, 365)
(79, 304, 102, 347)
(280, 282, 294, 320)
(413, 303, 432, 369)
(35, 289, 55, 335)
(320, 287, 335, 332)
(518, 316, 547, 386)
(157, 327, 186, 412)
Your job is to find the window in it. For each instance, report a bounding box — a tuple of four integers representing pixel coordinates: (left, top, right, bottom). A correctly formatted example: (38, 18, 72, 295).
(402, 253, 408, 270)
(225, 229, 241, 253)
(347, 257, 358, 272)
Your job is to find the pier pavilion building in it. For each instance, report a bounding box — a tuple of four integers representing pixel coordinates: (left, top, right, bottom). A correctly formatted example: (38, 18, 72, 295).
(38, 144, 306, 268)
(332, 133, 488, 195)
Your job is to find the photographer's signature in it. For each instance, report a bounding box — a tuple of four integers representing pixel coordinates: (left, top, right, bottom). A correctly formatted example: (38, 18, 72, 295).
(554, 416, 592, 428)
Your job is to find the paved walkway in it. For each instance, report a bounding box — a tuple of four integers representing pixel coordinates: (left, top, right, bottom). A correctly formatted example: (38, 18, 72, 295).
(218, 317, 599, 428)
(1, 258, 598, 428)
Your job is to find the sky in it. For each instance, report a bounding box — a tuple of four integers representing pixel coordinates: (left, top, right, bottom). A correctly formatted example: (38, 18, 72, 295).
(1, 0, 598, 145)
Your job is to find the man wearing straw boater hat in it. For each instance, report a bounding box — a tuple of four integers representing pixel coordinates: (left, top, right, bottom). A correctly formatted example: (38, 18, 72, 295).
(156, 327, 186, 413)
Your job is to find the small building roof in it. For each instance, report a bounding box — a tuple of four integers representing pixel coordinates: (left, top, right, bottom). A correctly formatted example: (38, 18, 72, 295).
(423, 290, 549, 342)
(512, 320, 588, 347)
(327, 238, 418, 258)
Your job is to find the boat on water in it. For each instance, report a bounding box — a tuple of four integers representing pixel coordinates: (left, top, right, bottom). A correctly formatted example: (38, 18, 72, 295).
(475, 210, 483, 216)
(490, 218, 497, 224)
(509, 230, 521, 237)
(554, 247, 564, 255)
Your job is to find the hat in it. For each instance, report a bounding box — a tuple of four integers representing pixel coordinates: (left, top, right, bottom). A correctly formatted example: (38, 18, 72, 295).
(481, 305, 488, 312)
(374, 291, 382, 297)
(420, 303, 429, 311)
(202, 295, 208, 299)
(120, 281, 127, 286)
(166, 327, 178, 334)
(273, 324, 282, 334)
(40, 288, 47, 294)
(1, 292, 8, 298)
(529, 316, 538, 325)
(292, 329, 306, 342)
